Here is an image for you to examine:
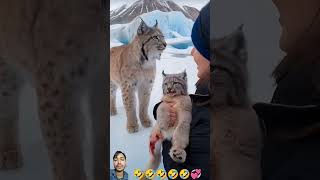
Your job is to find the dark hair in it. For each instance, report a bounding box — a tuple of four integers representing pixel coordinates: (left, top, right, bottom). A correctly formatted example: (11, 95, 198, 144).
(113, 151, 126, 160)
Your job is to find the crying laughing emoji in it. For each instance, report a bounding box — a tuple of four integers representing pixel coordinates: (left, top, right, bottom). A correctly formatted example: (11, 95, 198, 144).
(145, 169, 156, 179)
(179, 169, 190, 179)
(168, 169, 178, 179)
(133, 169, 144, 179)
(156, 169, 167, 179)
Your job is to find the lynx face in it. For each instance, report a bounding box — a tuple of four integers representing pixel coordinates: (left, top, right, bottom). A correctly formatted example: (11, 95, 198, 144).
(162, 70, 188, 97)
(211, 25, 249, 106)
(137, 19, 167, 61)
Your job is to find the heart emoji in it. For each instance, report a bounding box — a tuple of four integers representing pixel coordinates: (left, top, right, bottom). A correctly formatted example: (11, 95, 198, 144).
(191, 169, 201, 179)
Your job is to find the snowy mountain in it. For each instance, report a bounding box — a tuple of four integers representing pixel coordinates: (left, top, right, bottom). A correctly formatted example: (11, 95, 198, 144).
(110, 10, 194, 49)
(110, 0, 200, 24)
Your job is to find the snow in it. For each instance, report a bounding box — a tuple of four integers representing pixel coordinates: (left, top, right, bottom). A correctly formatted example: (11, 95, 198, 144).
(152, 3, 155, 10)
(140, 3, 144, 13)
(129, 8, 136, 16)
(164, 1, 172, 10)
(110, 10, 194, 48)
(110, 46, 198, 180)
(170, 31, 183, 38)
(169, 0, 209, 11)
(111, 4, 128, 19)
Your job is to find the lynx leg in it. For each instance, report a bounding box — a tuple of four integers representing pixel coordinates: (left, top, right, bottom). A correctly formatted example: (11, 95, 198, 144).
(169, 111, 191, 163)
(110, 81, 118, 116)
(138, 80, 153, 128)
(35, 70, 86, 180)
(146, 125, 163, 170)
(0, 60, 23, 169)
(121, 82, 139, 133)
(157, 102, 171, 130)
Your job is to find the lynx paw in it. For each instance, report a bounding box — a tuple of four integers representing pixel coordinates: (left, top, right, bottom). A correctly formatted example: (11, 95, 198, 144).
(140, 116, 152, 128)
(110, 108, 117, 116)
(127, 121, 139, 133)
(169, 147, 186, 163)
(0, 148, 23, 170)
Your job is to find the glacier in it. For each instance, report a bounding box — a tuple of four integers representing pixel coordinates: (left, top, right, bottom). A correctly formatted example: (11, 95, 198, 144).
(110, 10, 195, 49)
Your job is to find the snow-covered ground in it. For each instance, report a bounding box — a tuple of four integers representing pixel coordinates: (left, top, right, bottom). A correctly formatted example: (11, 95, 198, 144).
(110, 45, 198, 179)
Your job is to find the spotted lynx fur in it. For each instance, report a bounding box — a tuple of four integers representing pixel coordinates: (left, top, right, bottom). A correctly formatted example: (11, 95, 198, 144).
(0, 1, 107, 180)
(110, 18, 167, 133)
(146, 70, 192, 170)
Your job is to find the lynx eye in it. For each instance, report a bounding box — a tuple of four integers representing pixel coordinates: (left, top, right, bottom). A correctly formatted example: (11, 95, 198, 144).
(152, 36, 159, 40)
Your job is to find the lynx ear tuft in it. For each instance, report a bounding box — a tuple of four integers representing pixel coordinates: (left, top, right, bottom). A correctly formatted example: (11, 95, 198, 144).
(182, 69, 187, 80)
(162, 70, 166, 77)
(137, 17, 149, 35)
(154, 19, 158, 28)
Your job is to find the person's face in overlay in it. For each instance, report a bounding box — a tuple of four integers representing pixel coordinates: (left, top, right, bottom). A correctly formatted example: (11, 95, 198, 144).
(191, 47, 210, 80)
(113, 153, 126, 172)
(272, 0, 320, 53)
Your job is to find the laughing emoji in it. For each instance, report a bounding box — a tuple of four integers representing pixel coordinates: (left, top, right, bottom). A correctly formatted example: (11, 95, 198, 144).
(179, 169, 190, 179)
(156, 169, 167, 179)
(168, 169, 178, 179)
(133, 169, 144, 179)
(145, 169, 156, 179)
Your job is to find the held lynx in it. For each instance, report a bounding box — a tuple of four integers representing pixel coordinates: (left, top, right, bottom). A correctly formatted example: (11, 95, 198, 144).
(146, 70, 192, 170)
(110, 18, 167, 133)
(211, 25, 262, 180)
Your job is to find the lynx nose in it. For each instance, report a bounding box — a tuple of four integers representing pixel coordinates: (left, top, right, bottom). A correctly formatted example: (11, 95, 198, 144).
(163, 42, 167, 47)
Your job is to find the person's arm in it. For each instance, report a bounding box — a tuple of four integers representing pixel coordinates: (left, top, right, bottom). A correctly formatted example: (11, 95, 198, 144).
(153, 101, 162, 120)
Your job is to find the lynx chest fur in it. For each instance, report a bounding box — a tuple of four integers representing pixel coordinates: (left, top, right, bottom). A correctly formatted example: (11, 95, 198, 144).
(157, 95, 192, 139)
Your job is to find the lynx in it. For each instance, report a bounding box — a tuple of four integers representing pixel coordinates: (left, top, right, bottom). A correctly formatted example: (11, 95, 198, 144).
(110, 18, 167, 133)
(0, 1, 107, 180)
(146, 70, 192, 170)
(211, 25, 262, 180)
